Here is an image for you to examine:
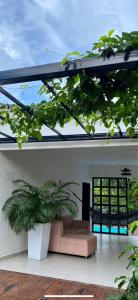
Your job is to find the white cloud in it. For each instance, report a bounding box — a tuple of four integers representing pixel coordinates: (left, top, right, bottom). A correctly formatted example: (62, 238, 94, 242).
(0, 20, 35, 70)
(24, 0, 68, 53)
(0, 0, 138, 70)
(0, 25, 21, 59)
(33, 0, 59, 10)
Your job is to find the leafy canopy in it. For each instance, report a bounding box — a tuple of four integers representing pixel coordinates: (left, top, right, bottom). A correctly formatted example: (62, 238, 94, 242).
(1, 30, 138, 147)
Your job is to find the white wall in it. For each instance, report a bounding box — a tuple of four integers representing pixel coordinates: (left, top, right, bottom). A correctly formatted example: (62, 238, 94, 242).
(0, 149, 91, 258)
(0, 153, 28, 258)
(90, 164, 138, 178)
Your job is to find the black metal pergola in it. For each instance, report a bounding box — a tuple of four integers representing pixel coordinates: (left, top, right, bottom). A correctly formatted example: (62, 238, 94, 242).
(0, 50, 138, 144)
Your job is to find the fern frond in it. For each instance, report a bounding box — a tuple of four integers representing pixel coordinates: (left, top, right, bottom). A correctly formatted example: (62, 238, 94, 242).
(2, 179, 78, 233)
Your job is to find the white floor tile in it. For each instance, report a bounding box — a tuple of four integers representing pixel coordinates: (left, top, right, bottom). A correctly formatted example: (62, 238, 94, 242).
(0, 234, 137, 288)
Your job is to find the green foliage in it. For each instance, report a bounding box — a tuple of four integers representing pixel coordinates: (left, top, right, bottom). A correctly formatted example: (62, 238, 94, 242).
(1, 30, 138, 146)
(61, 51, 81, 65)
(91, 30, 138, 58)
(2, 179, 78, 233)
(108, 222, 138, 300)
(128, 178, 138, 211)
(94, 177, 138, 212)
(130, 221, 138, 234)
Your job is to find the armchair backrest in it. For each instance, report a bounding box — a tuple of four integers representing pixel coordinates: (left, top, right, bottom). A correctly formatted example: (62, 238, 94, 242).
(49, 220, 64, 249)
(61, 215, 73, 228)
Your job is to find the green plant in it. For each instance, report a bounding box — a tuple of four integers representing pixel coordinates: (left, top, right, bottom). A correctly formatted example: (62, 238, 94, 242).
(108, 222, 138, 300)
(2, 179, 78, 233)
(128, 179, 138, 211)
(93, 178, 138, 212)
(0, 30, 138, 147)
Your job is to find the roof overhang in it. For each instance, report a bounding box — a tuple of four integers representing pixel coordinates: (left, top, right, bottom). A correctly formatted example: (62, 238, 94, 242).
(0, 137, 138, 151)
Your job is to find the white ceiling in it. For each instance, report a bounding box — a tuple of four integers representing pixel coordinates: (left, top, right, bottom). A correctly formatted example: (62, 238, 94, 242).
(44, 144, 138, 166)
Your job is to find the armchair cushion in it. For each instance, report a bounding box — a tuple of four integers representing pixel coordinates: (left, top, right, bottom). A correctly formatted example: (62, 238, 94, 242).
(49, 216, 97, 257)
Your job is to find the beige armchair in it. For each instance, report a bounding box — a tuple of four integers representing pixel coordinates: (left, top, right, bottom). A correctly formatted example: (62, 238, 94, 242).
(49, 216, 97, 257)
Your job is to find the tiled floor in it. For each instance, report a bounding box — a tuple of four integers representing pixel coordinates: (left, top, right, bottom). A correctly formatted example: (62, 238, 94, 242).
(0, 234, 137, 288)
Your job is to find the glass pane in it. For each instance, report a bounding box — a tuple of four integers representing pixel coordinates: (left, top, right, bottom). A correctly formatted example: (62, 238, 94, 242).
(94, 178, 100, 186)
(102, 188, 109, 195)
(110, 188, 117, 196)
(120, 198, 126, 205)
(119, 226, 127, 235)
(110, 179, 117, 187)
(102, 206, 109, 213)
(119, 188, 126, 196)
(102, 225, 109, 233)
(94, 187, 100, 195)
(111, 207, 118, 214)
(94, 205, 100, 212)
(94, 196, 100, 205)
(102, 196, 109, 205)
(102, 178, 109, 186)
(110, 197, 117, 205)
(93, 224, 100, 232)
(120, 219, 127, 226)
(111, 226, 118, 234)
(120, 207, 127, 214)
(119, 178, 126, 187)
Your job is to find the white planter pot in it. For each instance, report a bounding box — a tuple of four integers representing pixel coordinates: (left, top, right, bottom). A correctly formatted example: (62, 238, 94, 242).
(28, 223, 51, 260)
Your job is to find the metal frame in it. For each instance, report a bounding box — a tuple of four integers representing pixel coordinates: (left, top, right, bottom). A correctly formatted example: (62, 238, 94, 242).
(92, 177, 128, 236)
(0, 86, 65, 140)
(0, 50, 137, 143)
(42, 80, 92, 137)
(0, 132, 136, 144)
(0, 131, 16, 141)
(0, 50, 137, 85)
(0, 115, 16, 141)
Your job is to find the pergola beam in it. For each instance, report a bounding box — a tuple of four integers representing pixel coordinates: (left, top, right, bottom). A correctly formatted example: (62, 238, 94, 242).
(0, 116, 16, 141)
(0, 51, 137, 144)
(0, 132, 137, 144)
(0, 86, 30, 112)
(42, 81, 92, 138)
(0, 50, 137, 85)
(0, 131, 16, 141)
(0, 86, 65, 139)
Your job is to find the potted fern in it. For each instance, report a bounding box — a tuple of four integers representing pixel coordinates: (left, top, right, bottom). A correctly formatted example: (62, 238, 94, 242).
(2, 179, 78, 260)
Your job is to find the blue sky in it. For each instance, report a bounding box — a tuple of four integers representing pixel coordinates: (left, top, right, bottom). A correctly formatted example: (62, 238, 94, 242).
(0, 0, 138, 104)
